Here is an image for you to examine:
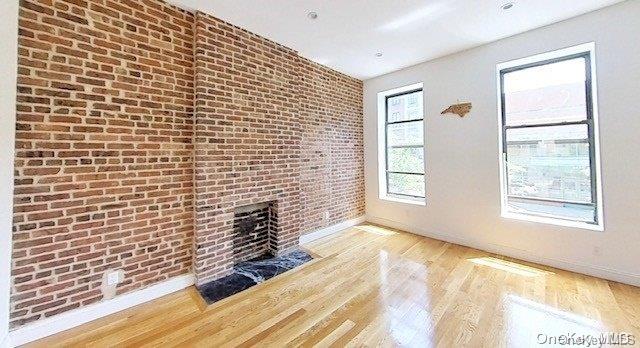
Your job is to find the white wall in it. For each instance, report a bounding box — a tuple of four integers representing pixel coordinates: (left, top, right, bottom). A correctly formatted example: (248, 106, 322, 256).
(364, 0, 640, 285)
(0, 0, 18, 346)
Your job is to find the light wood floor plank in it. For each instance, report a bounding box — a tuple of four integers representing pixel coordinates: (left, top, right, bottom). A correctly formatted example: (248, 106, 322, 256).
(21, 224, 640, 347)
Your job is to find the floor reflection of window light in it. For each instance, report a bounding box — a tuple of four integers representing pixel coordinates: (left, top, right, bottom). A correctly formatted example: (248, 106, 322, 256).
(468, 257, 553, 277)
(505, 294, 606, 345)
(355, 225, 398, 236)
(377, 249, 434, 347)
(507, 295, 603, 330)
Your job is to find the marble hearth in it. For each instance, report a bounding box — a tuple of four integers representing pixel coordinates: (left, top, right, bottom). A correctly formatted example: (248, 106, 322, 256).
(197, 250, 313, 304)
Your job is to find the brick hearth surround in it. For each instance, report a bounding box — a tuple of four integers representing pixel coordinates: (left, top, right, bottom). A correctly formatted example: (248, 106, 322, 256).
(193, 12, 303, 282)
(11, 0, 363, 328)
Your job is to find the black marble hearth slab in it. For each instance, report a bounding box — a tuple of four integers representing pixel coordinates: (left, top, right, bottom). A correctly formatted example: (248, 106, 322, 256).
(197, 250, 314, 304)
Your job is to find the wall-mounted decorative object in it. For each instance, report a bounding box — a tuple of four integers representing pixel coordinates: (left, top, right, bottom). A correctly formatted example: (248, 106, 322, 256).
(441, 102, 472, 117)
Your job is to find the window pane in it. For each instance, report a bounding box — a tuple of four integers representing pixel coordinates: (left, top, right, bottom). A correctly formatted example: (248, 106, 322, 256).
(387, 90, 423, 123)
(504, 58, 587, 126)
(387, 121, 423, 147)
(506, 124, 592, 204)
(388, 173, 425, 197)
(388, 147, 424, 173)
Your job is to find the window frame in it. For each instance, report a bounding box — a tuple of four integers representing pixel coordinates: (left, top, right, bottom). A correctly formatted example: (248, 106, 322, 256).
(384, 88, 425, 199)
(497, 43, 604, 231)
(377, 83, 426, 205)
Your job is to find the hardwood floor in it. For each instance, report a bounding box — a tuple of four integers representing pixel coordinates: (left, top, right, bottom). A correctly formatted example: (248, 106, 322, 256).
(24, 224, 640, 347)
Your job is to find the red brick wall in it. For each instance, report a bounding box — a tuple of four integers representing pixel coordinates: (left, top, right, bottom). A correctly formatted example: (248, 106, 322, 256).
(299, 58, 364, 234)
(193, 12, 302, 283)
(11, 0, 194, 328)
(11, 0, 364, 328)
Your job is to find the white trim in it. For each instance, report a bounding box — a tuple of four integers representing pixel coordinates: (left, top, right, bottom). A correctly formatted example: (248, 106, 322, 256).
(366, 215, 640, 287)
(8, 274, 195, 347)
(299, 216, 366, 244)
(495, 42, 604, 231)
(378, 195, 426, 206)
(496, 42, 597, 70)
(1, 1, 19, 346)
(501, 211, 603, 232)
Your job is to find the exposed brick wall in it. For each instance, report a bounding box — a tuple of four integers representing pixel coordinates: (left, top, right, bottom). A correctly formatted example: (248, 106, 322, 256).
(299, 58, 364, 234)
(193, 12, 302, 283)
(10, 0, 364, 329)
(11, 0, 194, 328)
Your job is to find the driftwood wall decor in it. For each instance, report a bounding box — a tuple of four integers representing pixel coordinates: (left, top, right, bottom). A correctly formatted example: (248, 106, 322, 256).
(441, 102, 472, 117)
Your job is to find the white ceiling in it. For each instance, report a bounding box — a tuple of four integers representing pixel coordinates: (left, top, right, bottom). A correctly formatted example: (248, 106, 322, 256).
(170, 0, 625, 80)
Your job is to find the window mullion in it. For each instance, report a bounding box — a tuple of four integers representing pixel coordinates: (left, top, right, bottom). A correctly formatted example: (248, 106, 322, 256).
(504, 119, 589, 130)
(386, 170, 424, 175)
(387, 118, 424, 125)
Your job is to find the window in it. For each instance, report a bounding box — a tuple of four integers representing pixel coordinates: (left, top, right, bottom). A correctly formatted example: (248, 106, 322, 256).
(498, 43, 603, 230)
(378, 85, 425, 203)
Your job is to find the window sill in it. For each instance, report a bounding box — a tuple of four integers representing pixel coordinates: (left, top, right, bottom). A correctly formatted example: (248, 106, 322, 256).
(501, 211, 603, 232)
(379, 195, 426, 206)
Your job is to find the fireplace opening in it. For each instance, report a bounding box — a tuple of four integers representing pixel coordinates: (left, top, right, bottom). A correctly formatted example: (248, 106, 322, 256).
(232, 201, 277, 264)
(197, 201, 313, 304)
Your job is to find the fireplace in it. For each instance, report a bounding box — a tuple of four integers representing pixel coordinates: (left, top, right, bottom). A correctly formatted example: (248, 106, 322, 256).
(197, 200, 313, 304)
(232, 202, 277, 264)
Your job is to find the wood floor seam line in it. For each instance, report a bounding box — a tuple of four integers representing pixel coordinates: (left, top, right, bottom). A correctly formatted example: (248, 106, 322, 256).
(21, 224, 640, 348)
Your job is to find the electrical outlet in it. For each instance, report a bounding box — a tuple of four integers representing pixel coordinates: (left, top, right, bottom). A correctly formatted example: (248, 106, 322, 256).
(107, 270, 120, 286)
(102, 269, 124, 299)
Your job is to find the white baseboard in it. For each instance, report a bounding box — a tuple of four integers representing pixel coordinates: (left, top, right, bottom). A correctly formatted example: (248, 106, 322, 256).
(1, 334, 9, 348)
(7, 217, 365, 347)
(366, 215, 640, 287)
(300, 216, 366, 245)
(8, 273, 195, 347)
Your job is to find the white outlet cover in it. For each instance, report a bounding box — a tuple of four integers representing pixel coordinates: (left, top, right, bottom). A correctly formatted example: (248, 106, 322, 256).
(107, 271, 120, 286)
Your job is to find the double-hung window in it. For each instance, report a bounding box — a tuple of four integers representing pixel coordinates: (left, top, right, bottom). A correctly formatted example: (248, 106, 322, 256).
(498, 43, 603, 230)
(379, 85, 425, 203)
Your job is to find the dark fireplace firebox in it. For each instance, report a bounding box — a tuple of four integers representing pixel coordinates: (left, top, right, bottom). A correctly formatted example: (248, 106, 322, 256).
(232, 202, 275, 263)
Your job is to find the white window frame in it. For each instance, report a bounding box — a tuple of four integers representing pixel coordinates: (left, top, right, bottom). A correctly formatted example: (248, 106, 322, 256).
(377, 83, 426, 206)
(496, 43, 604, 231)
